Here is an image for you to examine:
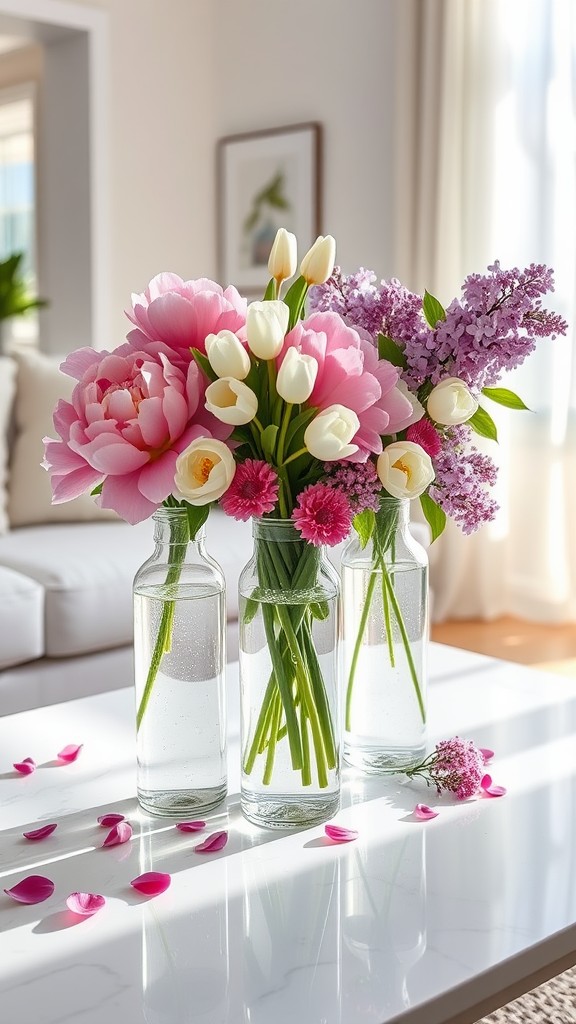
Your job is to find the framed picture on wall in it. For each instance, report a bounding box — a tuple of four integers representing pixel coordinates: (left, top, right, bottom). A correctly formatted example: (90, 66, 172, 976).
(217, 122, 322, 295)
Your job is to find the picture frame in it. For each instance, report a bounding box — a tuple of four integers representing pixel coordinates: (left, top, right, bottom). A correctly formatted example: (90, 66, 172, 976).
(217, 122, 322, 295)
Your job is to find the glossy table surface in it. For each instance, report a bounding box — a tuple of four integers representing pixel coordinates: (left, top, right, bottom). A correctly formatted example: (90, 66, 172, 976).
(2, 644, 576, 1024)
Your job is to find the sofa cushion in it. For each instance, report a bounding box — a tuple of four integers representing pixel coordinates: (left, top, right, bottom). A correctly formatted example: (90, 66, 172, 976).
(0, 565, 44, 669)
(0, 355, 16, 535)
(7, 348, 117, 527)
(0, 510, 252, 658)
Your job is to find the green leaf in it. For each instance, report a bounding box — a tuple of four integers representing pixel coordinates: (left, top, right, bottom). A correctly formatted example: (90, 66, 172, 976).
(481, 386, 530, 411)
(468, 405, 498, 442)
(90, 482, 103, 496)
(283, 276, 308, 330)
(310, 601, 329, 620)
(243, 597, 260, 625)
(419, 492, 447, 542)
(190, 348, 217, 382)
(377, 332, 407, 369)
(285, 405, 318, 451)
(263, 278, 276, 301)
(261, 424, 279, 459)
(422, 290, 446, 329)
(353, 508, 376, 549)
(184, 502, 210, 540)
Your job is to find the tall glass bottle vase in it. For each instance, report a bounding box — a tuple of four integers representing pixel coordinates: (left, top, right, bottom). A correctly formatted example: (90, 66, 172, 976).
(133, 506, 227, 816)
(342, 497, 428, 772)
(239, 518, 340, 829)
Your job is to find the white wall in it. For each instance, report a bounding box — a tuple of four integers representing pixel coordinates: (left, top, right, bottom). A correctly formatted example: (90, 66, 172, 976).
(212, 0, 397, 279)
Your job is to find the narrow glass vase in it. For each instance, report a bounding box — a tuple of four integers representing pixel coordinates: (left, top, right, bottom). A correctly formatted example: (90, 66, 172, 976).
(341, 497, 428, 772)
(239, 518, 341, 829)
(133, 506, 227, 816)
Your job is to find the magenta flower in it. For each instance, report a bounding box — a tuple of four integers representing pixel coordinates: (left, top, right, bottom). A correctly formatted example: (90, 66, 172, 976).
(220, 460, 279, 520)
(406, 419, 442, 458)
(293, 483, 353, 546)
(280, 312, 414, 462)
(43, 347, 230, 525)
(125, 273, 247, 370)
(405, 736, 485, 800)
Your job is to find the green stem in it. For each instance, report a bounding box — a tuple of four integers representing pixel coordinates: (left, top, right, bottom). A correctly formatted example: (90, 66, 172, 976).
(345, 570, 377, 731)
(276, 402, 293, 467)
(263, 690, 282, 785)
(382, 567, 426, 723)
(380, 558, 395, 668)
(136, 526, 187, 731)
(282, 446, 307, 466)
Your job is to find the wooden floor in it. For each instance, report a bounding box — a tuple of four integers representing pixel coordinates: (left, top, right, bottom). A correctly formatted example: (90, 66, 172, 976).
(431, 617, 576, 678)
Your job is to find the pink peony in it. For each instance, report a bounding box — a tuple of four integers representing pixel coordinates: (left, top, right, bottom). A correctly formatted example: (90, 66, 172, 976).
(125, 274, 247, 369)
(293, 483, 353, 546)
(43, 346, 230, 525)
(280, 311, 415, 462)
(220, 460, 279, 520)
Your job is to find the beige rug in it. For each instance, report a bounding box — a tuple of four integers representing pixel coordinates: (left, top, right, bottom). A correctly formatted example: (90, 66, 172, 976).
(477, 966, 576, 1023)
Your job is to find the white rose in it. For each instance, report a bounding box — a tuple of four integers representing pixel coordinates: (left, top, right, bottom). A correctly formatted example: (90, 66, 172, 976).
(205, 330, 250, 380)
(427, 377, 478, 425)
(304, 404, 360, 461)
(174, 438, 236, 506)
(376, 440, 435, 499)
(205, 378, 258, 425)
(276, 348, 318, 404)
(300, 235, 336, 285)
(246, 300, 289, 359)
(268, 228, 297, 283)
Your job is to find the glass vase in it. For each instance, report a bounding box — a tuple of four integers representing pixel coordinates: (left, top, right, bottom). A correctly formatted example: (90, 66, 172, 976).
(341, 497, 428, 772)
(133, 506, 227, 816)
(239, 518, 340, 829)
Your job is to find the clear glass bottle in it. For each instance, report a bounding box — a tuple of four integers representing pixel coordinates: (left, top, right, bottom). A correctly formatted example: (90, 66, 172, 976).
(133, 506, 226, 816)
(341, 497, 428, 772)
(239, 518, 340, 829)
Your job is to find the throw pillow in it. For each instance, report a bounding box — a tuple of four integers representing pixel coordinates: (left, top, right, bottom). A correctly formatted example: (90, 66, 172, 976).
(8, 348, 117, 527)
(0, 355, 17, 534)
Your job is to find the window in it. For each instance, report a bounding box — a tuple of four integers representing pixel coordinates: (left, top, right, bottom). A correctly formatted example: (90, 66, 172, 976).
(0, 83, 37, 344)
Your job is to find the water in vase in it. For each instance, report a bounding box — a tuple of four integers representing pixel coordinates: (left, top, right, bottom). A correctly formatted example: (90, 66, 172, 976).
(134, 583, 226, 815)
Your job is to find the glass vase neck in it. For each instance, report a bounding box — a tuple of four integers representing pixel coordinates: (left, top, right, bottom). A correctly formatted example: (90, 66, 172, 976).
(378, 497, 410, 530)
(252, 517, 303, 544)
(152, 506, 205, 546)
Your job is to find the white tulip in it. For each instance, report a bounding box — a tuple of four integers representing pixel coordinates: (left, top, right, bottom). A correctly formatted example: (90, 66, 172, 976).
(376, 441, 435, 499)
(300, 235, 336, 285)
(304, 404, 360, 461)
(276, 348, 318, 404)
(205, 377, 258, 425)
(205, 330, 250, 380)
(268, 228, 297, 283)
(246, 300, 290, 359)
(427, 377, 478, 425)
(174, 438, 236, 506)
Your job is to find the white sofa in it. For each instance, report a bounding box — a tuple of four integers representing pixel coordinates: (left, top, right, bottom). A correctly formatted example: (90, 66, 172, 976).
(0, 348, 429, 717)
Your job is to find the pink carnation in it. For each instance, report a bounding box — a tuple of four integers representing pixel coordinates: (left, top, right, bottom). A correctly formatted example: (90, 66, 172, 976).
(125, 273, 247, 370)
(220, 460, 279, 520)
(293, 483, 353, 546)
(43, 346, 229, 525)
(406, 418, 442, 457)
(280, 311, 415, 462)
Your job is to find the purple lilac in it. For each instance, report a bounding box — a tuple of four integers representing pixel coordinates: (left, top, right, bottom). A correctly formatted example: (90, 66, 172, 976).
(403, 262, 568, 390)
(407, 736, 485, 800)
(429, 426, 499, 534)
(323, 459, 381, 513)
(310, 268, 425, 344)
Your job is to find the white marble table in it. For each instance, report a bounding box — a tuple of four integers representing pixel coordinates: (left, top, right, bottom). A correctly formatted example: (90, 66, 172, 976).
(1, 644, 576, 1024)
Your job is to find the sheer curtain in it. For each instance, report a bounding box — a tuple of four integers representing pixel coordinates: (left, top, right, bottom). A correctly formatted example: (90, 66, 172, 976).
(392, 0, 576, 622)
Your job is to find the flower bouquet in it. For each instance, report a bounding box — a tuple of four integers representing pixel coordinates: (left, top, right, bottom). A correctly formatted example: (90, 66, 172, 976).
(312, 263, 567, 770)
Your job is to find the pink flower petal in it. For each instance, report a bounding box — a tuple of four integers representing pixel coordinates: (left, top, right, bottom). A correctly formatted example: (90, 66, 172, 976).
(480, 747, 495, 764)
(130, 872, 172, 896)
(57, 744, 83, 764)
(66, 892, 105, 916)
(97, 813, 125, 827)
(23, 823, 58, 841)
(194, 831, 228, 853)
(102, 821, 133, 847)
(414, 803, 439, 820)
(4, 875, 55, 904)
(176, 820, 206, 832)
(481, 774, 507, 798)
(13, 757, 36, 775)
(325, 824, 359, 843)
